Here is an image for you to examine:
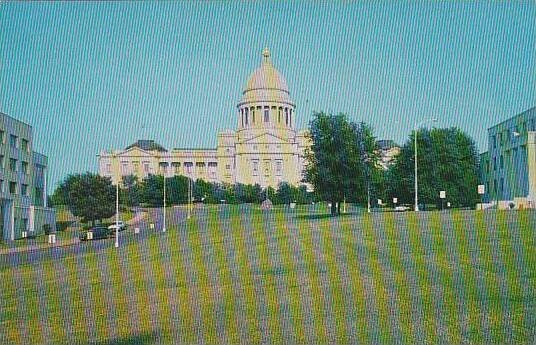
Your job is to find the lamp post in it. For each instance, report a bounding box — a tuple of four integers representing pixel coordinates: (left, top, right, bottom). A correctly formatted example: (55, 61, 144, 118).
(414, 118, 438, 212)
(163, 164, 167, 233)
(114, 154, 119, 248)
(188, 177, 192, 219)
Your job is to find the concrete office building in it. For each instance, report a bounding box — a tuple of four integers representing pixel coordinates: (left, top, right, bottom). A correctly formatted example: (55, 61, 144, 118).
(0, 112, 56, 241)
(480, 107, 536, 209)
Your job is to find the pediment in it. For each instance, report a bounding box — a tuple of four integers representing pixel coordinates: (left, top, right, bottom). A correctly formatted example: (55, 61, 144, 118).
(241, 132, 290, 145)
(118, 147, 156, 158)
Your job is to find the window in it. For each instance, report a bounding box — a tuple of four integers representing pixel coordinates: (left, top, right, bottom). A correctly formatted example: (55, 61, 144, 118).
(0, 130, 4, 144)
(275, 160, 283, 176)
(289, 109, 292, 127)
(285, 108, 289, 125)
(0, 155, 3, 168)
(106, 163, 111, 174)
(159, 162, 168, 175)
(133, 162, 140, 173)
(196, 162, 206, 175)
(121, 162, 129, 175)
(240, 109, 244, 127)
(185, 162, 193, 174)
(21, 161, 28, 174)
(208, 162, 217, 177)
(21, 184, 28, 196)
(278, 108, 282, 123)
(21, 139, 29, 152)
(252, 108, 255, 124)
(225, 164, 231, 170)
(245, 108, 249, 125)
(252, 160, 259, 176)
(172, 162, 180, 174)
(9, 158, 17, 172)
(9, 134, 17, 148)
(9, 181, 16, 194)
(264, 160, 270, 176)
(264, 108, 269, 123)
(143, 162, 150, 173)
(0, 179, 3, 193)
(493, 156, 496, 171)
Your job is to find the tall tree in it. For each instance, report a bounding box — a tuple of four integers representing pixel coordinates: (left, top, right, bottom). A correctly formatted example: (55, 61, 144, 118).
(387, 127, 480, 208)
(304, 112, 378, 215)
(54, 173, 115, 225)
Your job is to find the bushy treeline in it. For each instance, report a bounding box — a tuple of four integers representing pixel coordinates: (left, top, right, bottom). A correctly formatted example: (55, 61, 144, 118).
(51, 173, 314, 211)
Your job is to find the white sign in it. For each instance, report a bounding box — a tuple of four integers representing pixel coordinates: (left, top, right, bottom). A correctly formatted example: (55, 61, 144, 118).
(478, 184, 485, 195)
(48, 234, 56, 244)
(393, 197, 398, 204)
(134, 227, 140, 234)
(447, 202, 451, 208)
(378, 199, 383, 205)
(22, 231, 27, 238)
(87, 231, 93, 240)
(290, 202, 296, 209)
(149, 223, 155, 229)
(440, 191, 446, 199)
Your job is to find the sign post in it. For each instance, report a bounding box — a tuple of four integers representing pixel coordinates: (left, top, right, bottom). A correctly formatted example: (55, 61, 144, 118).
(439, 191, 446, 211)
(477, 184, 485, 210)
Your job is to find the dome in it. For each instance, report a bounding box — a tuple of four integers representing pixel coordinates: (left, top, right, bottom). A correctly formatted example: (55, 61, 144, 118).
(241, 48, 293, 105)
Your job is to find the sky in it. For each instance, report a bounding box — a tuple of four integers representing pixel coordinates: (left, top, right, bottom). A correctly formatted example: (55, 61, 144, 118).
(1, 1, 535, 193)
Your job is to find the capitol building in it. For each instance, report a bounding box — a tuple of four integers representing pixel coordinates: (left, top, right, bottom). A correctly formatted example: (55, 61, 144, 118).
(98, 48, 310, 188)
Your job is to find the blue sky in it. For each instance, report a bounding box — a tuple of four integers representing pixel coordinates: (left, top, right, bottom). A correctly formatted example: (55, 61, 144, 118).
(1, 1, 535, 192)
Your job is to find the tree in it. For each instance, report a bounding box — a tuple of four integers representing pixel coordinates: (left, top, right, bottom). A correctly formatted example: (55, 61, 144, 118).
(387, 127, 480, 208)
(304, 112, 378, 215)
(54, 173, 115, 226)
(140, 175, 164, 207)
(121, 175, 141, 207)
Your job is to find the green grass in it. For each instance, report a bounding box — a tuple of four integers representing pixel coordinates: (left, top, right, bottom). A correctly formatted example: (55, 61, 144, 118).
(0, 207, 534, 345)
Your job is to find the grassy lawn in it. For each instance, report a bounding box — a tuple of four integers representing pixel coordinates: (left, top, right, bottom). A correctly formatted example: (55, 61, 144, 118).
(0, 206, 534, 345)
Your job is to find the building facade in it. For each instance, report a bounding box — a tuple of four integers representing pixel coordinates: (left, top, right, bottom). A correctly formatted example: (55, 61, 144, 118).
(480, 107, 536, 209)
(0, 112, 56, 241)
(99, 49, 310, 188)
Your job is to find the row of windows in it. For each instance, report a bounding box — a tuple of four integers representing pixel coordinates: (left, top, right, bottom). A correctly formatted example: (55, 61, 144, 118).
(239, 106, 293, 127)
(0, 155, 29, 174)
(491, 118, 536, 149)
(0, 179, 29, 196)
(107, 161, 220, 177)
(252, 159, 283, 177)
(488, 146, 526, 173)
(0, 130, 30, 152)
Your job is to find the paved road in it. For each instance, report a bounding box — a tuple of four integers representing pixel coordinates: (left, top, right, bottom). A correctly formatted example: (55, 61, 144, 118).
(0, 207, 188, 268)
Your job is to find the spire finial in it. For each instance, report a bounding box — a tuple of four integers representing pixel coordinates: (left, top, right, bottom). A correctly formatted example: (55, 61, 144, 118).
(262, 47, 271, 64)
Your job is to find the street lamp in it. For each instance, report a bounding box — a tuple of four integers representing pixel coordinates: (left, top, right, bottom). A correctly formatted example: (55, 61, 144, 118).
(414, 118, 438, 212)
(162, 163, 167, 232)
(113, 153, 120, 248)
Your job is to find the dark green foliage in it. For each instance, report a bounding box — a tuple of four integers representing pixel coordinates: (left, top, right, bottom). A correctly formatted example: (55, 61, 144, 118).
(304, 112, 379, 215)
(387, 127, 480, 208)
(55, 173, 115, 225)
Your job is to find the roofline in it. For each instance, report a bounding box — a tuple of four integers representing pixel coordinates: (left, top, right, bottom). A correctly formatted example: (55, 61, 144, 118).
(487, 106, 536, 130)
(0, 112, 33, 129)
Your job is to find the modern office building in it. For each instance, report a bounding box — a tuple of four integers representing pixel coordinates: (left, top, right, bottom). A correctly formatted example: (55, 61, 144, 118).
(480, 107, 536, 209)
(98, 48, 310, 188)
(0, 112, 56, 241)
